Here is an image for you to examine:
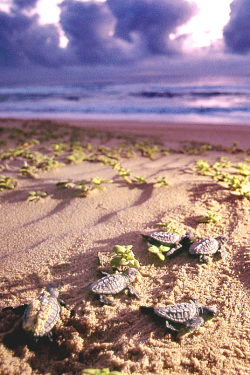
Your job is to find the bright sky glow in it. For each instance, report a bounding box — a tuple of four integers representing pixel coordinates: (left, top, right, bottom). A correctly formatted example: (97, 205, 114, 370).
(174, 0, 234, 48)
(36, 0, 106, 47)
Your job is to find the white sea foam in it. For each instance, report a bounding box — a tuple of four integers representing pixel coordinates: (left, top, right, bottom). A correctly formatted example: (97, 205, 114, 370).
(0, 83, 250, 124)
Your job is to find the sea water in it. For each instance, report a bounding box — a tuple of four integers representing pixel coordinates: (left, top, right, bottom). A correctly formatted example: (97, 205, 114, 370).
(0, 83, 250, 124)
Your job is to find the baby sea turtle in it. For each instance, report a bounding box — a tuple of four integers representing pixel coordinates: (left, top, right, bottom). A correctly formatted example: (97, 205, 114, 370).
(89, 268, 140, 305)
(141, 230, 194, 256)
(189, 235, 228, 263)
(140, 297, 218, 337)
(22, 285, 63, 340)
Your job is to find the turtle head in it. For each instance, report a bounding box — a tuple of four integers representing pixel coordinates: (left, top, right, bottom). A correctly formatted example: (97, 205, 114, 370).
(46, 285, 59, 298)
(200, 305, 218, 320)
(123, 268, 139, 282)
(216, 235, 228, 245)
(181, 230, 195, 249)
(185, 230, 195, 241)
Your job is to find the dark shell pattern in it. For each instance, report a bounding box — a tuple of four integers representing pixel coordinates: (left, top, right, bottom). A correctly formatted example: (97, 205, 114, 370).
(154, 302, 197, 323)
(23, 295, 60, 336)
(189, 237, 219, 255)
(89, 273, 130, 295)
(145, 231, 181, 245)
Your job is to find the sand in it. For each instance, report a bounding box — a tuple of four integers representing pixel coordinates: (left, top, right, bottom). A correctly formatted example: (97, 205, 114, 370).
(0, 118, 250, 374)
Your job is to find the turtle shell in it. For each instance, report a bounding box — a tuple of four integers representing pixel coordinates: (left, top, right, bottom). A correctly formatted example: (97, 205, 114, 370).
(154, 302, 197, 323)
(143, 231, 181, 245)
(89, 273, 129, 295)
(23, 294, 60, 337)
(189, 237, 219, 255)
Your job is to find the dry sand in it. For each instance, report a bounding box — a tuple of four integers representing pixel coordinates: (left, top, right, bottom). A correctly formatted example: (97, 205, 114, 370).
(0, 118, 250, 374)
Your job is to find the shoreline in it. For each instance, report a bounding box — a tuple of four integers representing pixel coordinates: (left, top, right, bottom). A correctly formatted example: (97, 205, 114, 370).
(2, 116, 250, 149)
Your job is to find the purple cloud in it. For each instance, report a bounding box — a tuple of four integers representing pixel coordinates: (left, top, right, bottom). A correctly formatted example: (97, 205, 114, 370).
(60, 0, 198, 64)
(223, 0, 250, 54)
(107, 0, 198, 55)
(13, 0, 38, 10)
(0, 0, 198, 68)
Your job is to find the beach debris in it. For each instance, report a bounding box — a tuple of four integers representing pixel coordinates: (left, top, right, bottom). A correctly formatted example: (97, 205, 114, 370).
(117, 167, 132, 184)
(140, 297, 218, 338)
(110, 245, 140, 269)
(56, 177, 113, 197)
(153, 176, 168, 187)
(156, 220, 180, 233)
(0, 175, 17, 190)
(142, 230, 194, 260)
(36, 155, 65, 171)
(195, 160, 212, 175)
(212, 156, 231, 170)
(82, 368, 127, 375)
(22, 285, 64, 340)
(133, 175, 148, 184)
(189, 236, 228, 263)
(196, 209, 222, 224)
(89, 268, 140, 305)
(27, 190, 47, 202)
(20, 162, 39, 178)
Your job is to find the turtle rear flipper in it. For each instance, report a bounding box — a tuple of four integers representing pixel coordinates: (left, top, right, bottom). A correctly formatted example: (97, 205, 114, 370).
(219, 245, 227, 259)
(177, 316, 204, 337)
(127, 285, 140, 299)
(99, 294, 114, 305)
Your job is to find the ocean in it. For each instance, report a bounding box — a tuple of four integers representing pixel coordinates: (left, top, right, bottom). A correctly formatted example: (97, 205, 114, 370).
(1, 83, 250, 124)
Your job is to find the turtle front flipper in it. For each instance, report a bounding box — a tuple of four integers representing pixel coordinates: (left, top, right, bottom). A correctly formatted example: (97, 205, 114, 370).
(127, 285, 140, 299)
(165, 320, 178, 332)
(219, 245, 227, 259)
(177, 316, 204, 337)
(165, 243, 183, 257)
(99, 294, 114, 305)
(199, 254, 210, 263)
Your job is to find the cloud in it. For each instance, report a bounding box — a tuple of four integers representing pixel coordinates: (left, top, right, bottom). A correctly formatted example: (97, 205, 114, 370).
(13, 0, 38, 10)
(107, 0, 198, 55)
(0, 5, 64, 67)
(60, 0, 122, 64)
(0, 0, 199, 68)
(0, 10, 33, 66)
(60, 0, 198, 64)
(223, 0, 250, 54)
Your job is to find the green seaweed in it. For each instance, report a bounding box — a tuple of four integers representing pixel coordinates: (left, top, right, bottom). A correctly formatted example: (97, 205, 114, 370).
(110, 245, 140, 268)
(27, 190, 47, 202)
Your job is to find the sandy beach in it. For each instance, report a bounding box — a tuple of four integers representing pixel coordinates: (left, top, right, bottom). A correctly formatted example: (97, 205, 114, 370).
(1, 117, 250, 375)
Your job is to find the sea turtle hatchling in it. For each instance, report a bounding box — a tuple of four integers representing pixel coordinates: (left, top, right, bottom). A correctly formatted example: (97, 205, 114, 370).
(140, 297, 218, 337)
(89, 268, 140, 305)
(189, 235, 228, 263)
(141, 230, 194, 256)
(22, 285, 63, 340)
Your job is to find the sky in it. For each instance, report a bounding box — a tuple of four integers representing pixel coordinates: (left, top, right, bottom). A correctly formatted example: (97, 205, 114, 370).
(0, 0, 250, 86)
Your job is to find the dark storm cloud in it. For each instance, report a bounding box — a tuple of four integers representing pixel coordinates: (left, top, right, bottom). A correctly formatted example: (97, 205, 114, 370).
(0, 0, 198, 68)
(0, 5, 65, 67)
(0, 10, 33, 65)
(13, 0, 38, 10)
(223, 0, 250, 54)
(60, 0, 122, 64)
(60, 0, 198, 64)
(107, 0, 198, 55)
